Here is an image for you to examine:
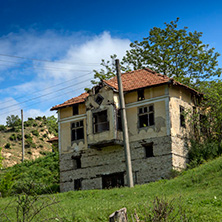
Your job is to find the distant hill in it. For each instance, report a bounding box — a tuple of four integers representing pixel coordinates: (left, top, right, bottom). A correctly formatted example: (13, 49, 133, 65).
(0, 116, 58, 168)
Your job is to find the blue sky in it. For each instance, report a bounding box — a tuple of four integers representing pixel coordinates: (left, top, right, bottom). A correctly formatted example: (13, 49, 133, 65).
(0, 0, 222, 124)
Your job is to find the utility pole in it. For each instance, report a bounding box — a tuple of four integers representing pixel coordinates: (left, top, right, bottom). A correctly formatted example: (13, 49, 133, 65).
(115, 59, 134, 188)
(21, 109, 24, 162)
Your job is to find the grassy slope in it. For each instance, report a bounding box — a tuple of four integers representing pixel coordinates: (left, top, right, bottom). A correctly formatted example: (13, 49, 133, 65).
(0, 156, 222, 221)
(0, 119, 55, 168)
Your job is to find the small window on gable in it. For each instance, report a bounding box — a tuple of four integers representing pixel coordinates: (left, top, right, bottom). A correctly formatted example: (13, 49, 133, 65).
(138, 105, 154, 128)
(74, 179, 82, 190)
(93, 110, 109, 133)
(180, 106, 186, 128)
(71, 120, 84, 142)
(143, 143, 154, 158)
(73, 104, 79, 115)
(72, 156, 81, 169)
(95, 94, 104, 105)
(138, 89, 145, 101)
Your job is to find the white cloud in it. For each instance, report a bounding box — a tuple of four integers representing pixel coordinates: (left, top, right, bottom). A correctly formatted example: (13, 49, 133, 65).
(0, 30, 131, 124)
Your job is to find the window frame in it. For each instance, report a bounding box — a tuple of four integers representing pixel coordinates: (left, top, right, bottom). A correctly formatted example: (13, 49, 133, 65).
(180, 106, 186, 128)
(93, 110, 109, 133)
(71, 120, 84, 143)
(138, 104, 155, 129)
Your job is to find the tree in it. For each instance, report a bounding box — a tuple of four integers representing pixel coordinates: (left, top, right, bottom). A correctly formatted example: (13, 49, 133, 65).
(92, 18, 221, 88)
(6, 115, 21, 128)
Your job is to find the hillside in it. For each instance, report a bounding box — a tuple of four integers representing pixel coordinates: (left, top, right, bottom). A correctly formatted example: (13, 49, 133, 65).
(0, 116, 57, 168)
(0, 155, 221, 221)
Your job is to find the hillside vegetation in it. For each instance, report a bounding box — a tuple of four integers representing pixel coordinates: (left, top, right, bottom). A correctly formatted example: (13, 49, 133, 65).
(0, 116, 57, 168)
(0, 156, 221, 221)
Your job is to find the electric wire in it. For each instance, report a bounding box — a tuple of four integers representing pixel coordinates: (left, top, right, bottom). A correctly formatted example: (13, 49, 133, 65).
(0, 84, 91, 116)
(0, 77, 92, 111)
(0, 71, 93, 105)
(0, 53, 100, 66)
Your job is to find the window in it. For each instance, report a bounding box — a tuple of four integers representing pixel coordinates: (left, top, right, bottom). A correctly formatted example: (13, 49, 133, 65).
(138, 105, 154, 128)
(71, 120, 84, 142)
(93, 110, 109, 133)
(138, 89, 145, 101)
(117, 109, 122, 131)
(72, 156, 81, 169)
(73, 104, 79, 115)
(102, 173, 124, 189)
(74, 179, 82, 190)
(95, 94, 104, 105)
(143, 143, 154, 158)
(180, 106, 186, 128)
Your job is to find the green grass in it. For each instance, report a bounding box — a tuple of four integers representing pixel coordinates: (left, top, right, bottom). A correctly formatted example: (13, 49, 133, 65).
(0, 156, 222, 221)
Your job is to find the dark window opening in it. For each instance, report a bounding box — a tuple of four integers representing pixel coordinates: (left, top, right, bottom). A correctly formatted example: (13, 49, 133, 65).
(102, 172, 124, 189)
(72, 156, 81, 169)
(200, 114, 207, 134)
(74, 179, 82, 190)
(95, 94, 104, 105)
(138, 105, 154, 128)
(180, 106, 186, 128)
(73, 104, 79, 115)
(143, 143, 154, 158)
(117, 109, 122, 131)
(71, 120, 84, 142)
(93, 110, 109, 133)
(138, 89, 145, 101)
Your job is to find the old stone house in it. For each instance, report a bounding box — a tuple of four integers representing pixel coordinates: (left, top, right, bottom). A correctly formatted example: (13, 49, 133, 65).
(51, 68, 202, 192)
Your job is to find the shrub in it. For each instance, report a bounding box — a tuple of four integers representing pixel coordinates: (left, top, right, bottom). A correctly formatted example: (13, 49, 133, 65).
(9, 133, 17, 141)
(33, 123, 38, 127)
(28, 117, 34, 121)
(0, 125, 6, 131)
(5, 143, 11, 149)
(25, 134, 32, 139)
(35, 116, 42, 120)
(31, 130, 39, 137)
(17, 134, 22, 141)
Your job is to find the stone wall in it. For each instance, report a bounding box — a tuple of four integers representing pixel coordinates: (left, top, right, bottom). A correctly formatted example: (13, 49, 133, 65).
(60, 135, 173, 192)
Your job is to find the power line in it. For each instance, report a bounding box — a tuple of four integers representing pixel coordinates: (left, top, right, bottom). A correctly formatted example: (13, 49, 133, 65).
(0, 84, 91, 116)
(0, 59, 97, 71)
(0, 71, 93, 105)
(0, 78, 92, 111)
(0, 53, 100, 66)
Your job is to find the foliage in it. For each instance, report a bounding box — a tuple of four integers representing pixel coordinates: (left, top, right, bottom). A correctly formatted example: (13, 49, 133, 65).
(46, 116, 58, 136)
(0, 191, 61, 222)
(9, 133, 17, 141)
(0, 125, 6, 132)
(0, 147, 3, 168)
(92, 18, 221, 89)
(4, 143, 11, 149)
(6, 115, 21, 129)
(35, 116, 42, 120)
(0, 152, 59, 197)
(31, 129, 39, 137)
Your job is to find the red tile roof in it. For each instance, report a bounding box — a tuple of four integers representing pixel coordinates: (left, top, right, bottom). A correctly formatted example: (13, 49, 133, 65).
(50, 68, 201, 111)
(103, 68, 170, 91)
(50, 92, 89, 111)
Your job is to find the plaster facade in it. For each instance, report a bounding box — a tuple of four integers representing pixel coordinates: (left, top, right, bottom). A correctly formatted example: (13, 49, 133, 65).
(51, 69, 201, 192)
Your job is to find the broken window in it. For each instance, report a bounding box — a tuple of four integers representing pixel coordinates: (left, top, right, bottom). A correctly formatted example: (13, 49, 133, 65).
(93, 110, 109, 133)
(71, 120, 84, 142)
(73, 104, 79, 115)
(102, 172, 124, 189)
(117, 109, 122, 131)
(74, 179, 82, 190)
(95, 94, 104, 105)
(138, 89, 145, 101)
(180, 106, 186, 128)
(138, 105, 154, 128)
(72, 156, 81, 169)
(143, 143, 154, 158)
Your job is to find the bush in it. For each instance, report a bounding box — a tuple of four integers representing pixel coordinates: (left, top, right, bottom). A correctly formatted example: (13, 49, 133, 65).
(33, 123, 38, 127)
(17, 134, 22, 141)
(31, 130, 39, 137)
(9, 133, 17, 141)
(35, 116, 42, 120)
(0, 125, 6, 131)
(188, 140, 222, 168)
(5, 143, 11, 149)
(25, 134, 32, 139)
